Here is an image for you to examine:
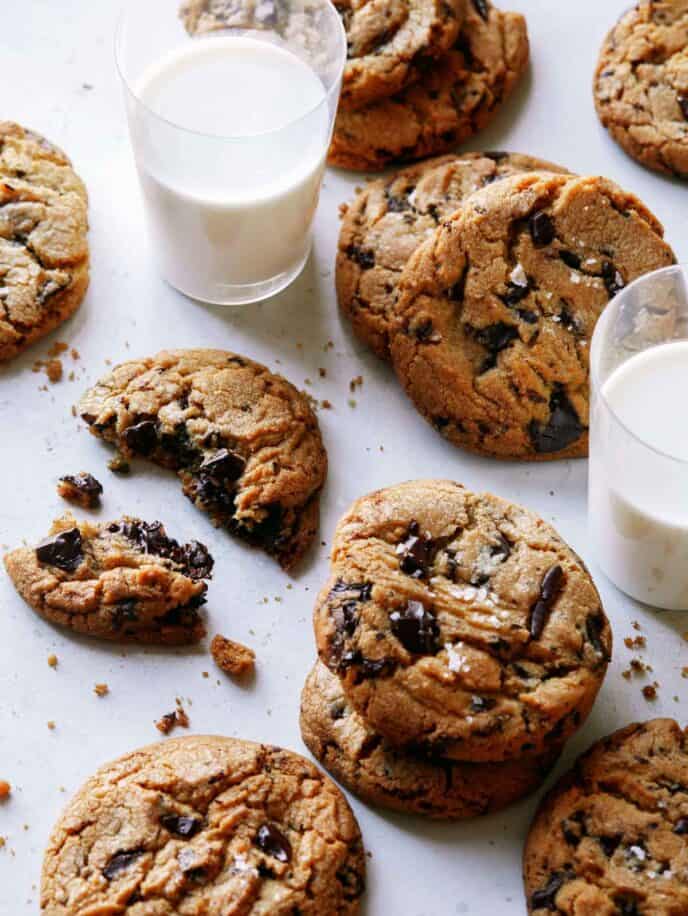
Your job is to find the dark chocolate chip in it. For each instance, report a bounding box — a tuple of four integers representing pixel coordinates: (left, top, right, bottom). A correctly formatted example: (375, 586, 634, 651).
(529, 211, 555, 247)
(36, 528, 83, 572)
(475, 322, 519, 371)
(123, 420, 158, 455)
(59, 472, 103, 505)
(329, 580, 372, 602)
(585, 613, 608, 658)
(675, 818, 688, 835)
(199, 448, 245, 484)
(415, 319, 435, 342)
(559, 250, 581, 270)
(529, 387, 584, 454)
(111, 599, 139, 630)
(390, 600, 440, 655)
(385, 189, 411, 213)
(679, 95, 688, 121)
(472, 0, 489, 20)
(103, 850, 144, 881)
(160, 814, 202, 838)
(348, 245, 375, 269)
(470, 695, 497, 713)
(336, 864, 365, 901)
(360, 657, 396, 678)
(615, 898, 641, 916)
(530, 871, 568, 910)
(255, 823, 291, 862)
(159, 425, 199, 468)
(529, 565, 565, 639)
(601, 261, 625, 298)
(599, 834, 622, 857)
(502, 282, 530, 307)
(397, 521, 436, 579)
(181, 541, 214, 580)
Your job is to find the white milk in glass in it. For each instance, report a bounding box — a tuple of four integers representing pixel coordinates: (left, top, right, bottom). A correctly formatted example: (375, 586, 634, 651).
(590, 340, 688, 609)
(131, 36, 329, 302)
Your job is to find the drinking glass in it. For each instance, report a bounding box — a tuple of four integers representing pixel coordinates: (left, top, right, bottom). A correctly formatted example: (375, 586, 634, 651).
(116, 0, 346, 305)
(589, 265, 688, 610)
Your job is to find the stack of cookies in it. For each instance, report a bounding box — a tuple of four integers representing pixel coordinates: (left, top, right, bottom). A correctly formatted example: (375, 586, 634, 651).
(337, 154, 676, 460)
(329, 0, 530, 171)
(301, 479, 613, 820)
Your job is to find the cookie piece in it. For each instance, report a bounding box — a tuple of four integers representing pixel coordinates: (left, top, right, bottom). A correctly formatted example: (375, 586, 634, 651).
(78, 349, 327, 570)
(211, 634, 256, 677)
(4, 514, 212, 644)
(0, 122, 89, 361)
(524, 719, 688, 915)
(313, 480, 611, 763)
(180, 0, 290, 34)
(337, 151, 569, 360)
(57, 472, 103, 508)
(301, 661, 560, 819)
(41, 736, 366, 915)
(391, 172, 675, 460)
(595, 2, 688, 179)
(336, 0, 464, 110)
(329, 0, 529, 171)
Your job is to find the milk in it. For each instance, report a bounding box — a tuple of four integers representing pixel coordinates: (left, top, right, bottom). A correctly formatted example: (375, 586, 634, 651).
(128, 36, 330, 303)
(589, 340, 688, 609)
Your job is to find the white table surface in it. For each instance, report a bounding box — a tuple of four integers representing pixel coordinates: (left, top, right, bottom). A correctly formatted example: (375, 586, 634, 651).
(1, 1, 687, 913)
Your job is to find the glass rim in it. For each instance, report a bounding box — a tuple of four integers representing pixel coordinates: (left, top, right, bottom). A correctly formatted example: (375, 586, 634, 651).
(591, 263, 688, 466)
(114, 0, 347, 142)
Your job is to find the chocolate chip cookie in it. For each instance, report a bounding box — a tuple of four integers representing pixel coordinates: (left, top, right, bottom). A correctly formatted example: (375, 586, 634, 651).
(328, 0, 529, 171)
(180, 0, 289, 34)
(4, 515, 212, 644)
(337, 151, 569, 360)
(336, 0, 464, 110)
(524, 719, 688, 915)
(41, 736, 366, 914)
(0, 122, 89, 361)
(391, 172, 675, 460)
(313, 480, 611, 763)
(78, 350, 327, 570)
(301, 661, 560, 819)
(595, 1, 688, 179)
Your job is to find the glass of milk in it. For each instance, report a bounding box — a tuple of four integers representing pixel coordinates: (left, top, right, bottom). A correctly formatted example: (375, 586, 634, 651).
(589, 265, 688, 610)
(115, 0, 346, 305)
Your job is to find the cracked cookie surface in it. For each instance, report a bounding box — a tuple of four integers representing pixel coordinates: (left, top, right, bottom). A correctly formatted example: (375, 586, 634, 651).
(313, 480, 611, 763)
(595, 1, 688, 178)
(0, 122, 89, 361)
(78, 349, 327, 570)
(337, 151, 568, 360)
(391, 172, 675, 460)
(301, 661, 560, 819)
(524, 719, 688, 916)
(328, 0, 529, 171)
(41, 735, 366, 915)
(4, 515, 212, 644)
(336, 0, 464, 109)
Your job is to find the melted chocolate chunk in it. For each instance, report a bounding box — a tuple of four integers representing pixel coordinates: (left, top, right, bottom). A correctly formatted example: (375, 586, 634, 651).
(614, 898, 641, 916)
(470, 695, 497, 713)
(112, 520, 213, 579)
(199, 448, 245, 484)
(530, 871, 568, 910)
(559, 250, 581, 270)
(675, 818, 688, 835)
(472, 0, 489, 20)
(103, 850, 144, 881)
(36, 528, 83, 572)
(159, 425, 199, 468)
(529, 387, 584, 454)
(529, 211, 555, 247)
(123, 420, 158, 456)
(601, 261, 625, 298)
(415, 319, 435, 342)
(396, 521, 436, 578)
(585, 612, 608, 658)
(111, 599, 139, 630)
(475, 322, 519, 371)
(336, 864, 365, 900)
(348, 245, 375, 269)
(390, 600, 439, 655)
(502, 282, 530, 307)
(182, 541, 214, 580)
(255, 823, 291, 862)
(360, 657, 396, 678)
(385, 189, 411, 213)
(599, 834, 622, 857)
(529, 565, 565, 639)
(329, 580, 372, 602)
(161, 814, 202, 838)
(679, 95, 688, 121)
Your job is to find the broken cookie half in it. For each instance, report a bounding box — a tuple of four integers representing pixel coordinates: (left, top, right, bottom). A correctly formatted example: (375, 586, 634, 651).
(4, 514, 213, 644)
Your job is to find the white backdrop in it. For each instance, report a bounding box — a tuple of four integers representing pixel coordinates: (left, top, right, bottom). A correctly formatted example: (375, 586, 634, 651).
(0, 2, 686, 913)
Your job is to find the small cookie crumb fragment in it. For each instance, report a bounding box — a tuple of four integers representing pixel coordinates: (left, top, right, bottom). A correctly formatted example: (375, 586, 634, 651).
(58, 472, 103, 508)
(107, 453, 130, 475)
(94, 683, 109, 697)
(156, 700, 190, 735)
(47, 654, 58, 668)
(643, 683, 659, 701)
(0, 781, 11, 800)
(211, 634, 255, 678)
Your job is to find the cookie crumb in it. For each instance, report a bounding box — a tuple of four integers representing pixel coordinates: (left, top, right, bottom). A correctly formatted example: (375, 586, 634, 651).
(321, 399, 332, 410)
(156, 700, 190, 735)
(47, 721, 56, 730)
(0, 781, 11, 801)
(58, 472, 103, 509)
(94, 683, 109, 697)
(349, 375, 363, 392)
(107, 454, 130, 475)
(642, 683, 659, 701)
(318, 368, 327, 378)
(33, 358, 63, 383)
(47, 654, 58, 668)
(211, 635, 255, 678)
(48, 341, 69, 357)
